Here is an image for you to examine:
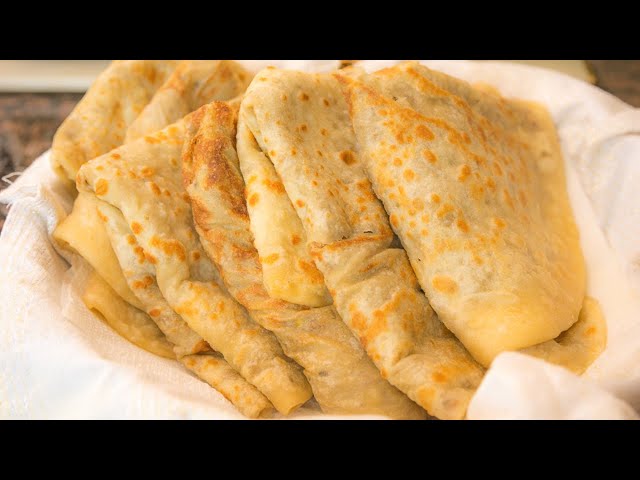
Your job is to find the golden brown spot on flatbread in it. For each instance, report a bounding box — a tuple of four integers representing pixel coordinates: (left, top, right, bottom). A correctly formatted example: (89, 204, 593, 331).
(390, 214, 399, 228)
(144, 250, 157, 264)
(456, 218, 470, 233)
(430, 193, 441, 204)
(503, 189, 514, 209)
(150, 236, 186, 261)
(262, 179, 285, 194)
(149, 308, 161, 318)
(323, 98, 330, 107)
(393, 157, 403, 166)
(519, 190, 528, 206)
(299, 92, 310, 101)
(261, 253, 280, 265)
(432, 371, 447, 383)
(585, 327, 597, 336)
(493, 217, 506, 228)
(140, 166, 155, 177)
(422, 150, 437, 164)
(95, 179, 109, 196)
(131, 222, 143, 234)
(290, 148, 297, 155)
(339, 150, 356, 165)
(404, 169, 416, 181)
(458, 164, 471, 181)
(299, 124, 308, 133)
(149, 182, 162, 196)
(320, 128, 328, 136)
(437, 203, 455, 220)
(280, 94, 287, 101)
(111, 153, 121, 159)
(132, 275, 154, 290)
(415, 124, 435, 140)
(298, 260, 324, 284)
(291, 234, 301, 245)
(144, 135, 159, 145)
(431, 275, 458, 294)
(248, 193, 260, 206)
(269, 150, 277, 157)
(191, 251, 201, 261)
(486, 177, 497, 191)
(493, 161, 503, 176)
(126, 235, 136, 245)
(296, 199, 305, 208)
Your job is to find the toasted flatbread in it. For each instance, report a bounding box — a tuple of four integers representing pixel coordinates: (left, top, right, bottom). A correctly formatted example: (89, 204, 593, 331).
(239, 68, 484, 419)
(52, 60, 178, 184)
(125, 60, 251, 142)
(182, 101, 426, 418)
(76, 115, 312, 415)
(342, 62, 587, 366)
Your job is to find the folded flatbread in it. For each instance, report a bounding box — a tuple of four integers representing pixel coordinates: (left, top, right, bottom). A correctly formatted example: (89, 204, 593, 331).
(239, 67, 606, 418)
(51, 60, 178, 184)
(53, 192, 145, 310)
(76, 115, 312, 415)
(342, 62, 587, 366)
(239, 68, 485, 419)
(83, 270, 175, 359)
(94, 199, 272, 418)
(182, 101, 426, 418)
(125, 60, 251, 142)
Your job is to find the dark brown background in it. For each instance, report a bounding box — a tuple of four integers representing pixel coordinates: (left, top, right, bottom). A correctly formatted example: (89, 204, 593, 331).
(0, 60, 638, 231)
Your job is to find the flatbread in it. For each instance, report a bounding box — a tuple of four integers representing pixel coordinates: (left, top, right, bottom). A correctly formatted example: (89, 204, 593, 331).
(181, 353, 273, 418)
(236, 118, 331, 307)
(125, 61, 251, 143)
(96, 200, 208, 358)
(94, 200, 273, 418)
(53, 192, 144, 310)
(239, 68, 484, 419)
(182, 101, 426, 418)
(342, 62, 587, 366)
(52, 60, 178, 184)
(76, 115, 311, 415)
(82, 271, 175, 359)
(523, 296, 607, 375)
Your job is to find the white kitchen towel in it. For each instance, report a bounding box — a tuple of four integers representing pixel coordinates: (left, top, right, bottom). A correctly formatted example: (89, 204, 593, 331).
(1, 60, 639, 419)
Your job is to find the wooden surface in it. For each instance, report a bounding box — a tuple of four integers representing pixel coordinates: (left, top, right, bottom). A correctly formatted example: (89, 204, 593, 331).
(0, 60, 638, 231)
(589, 60, 640, 108)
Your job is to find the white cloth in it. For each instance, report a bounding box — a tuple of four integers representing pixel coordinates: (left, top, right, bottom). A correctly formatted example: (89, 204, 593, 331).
(1, 60, 639, 419)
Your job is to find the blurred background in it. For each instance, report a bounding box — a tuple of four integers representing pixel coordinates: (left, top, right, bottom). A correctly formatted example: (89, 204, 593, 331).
(0, 60, 638, 230)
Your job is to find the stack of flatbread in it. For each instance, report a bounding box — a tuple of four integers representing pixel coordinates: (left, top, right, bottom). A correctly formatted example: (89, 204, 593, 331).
(51, 60, 607, 419)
